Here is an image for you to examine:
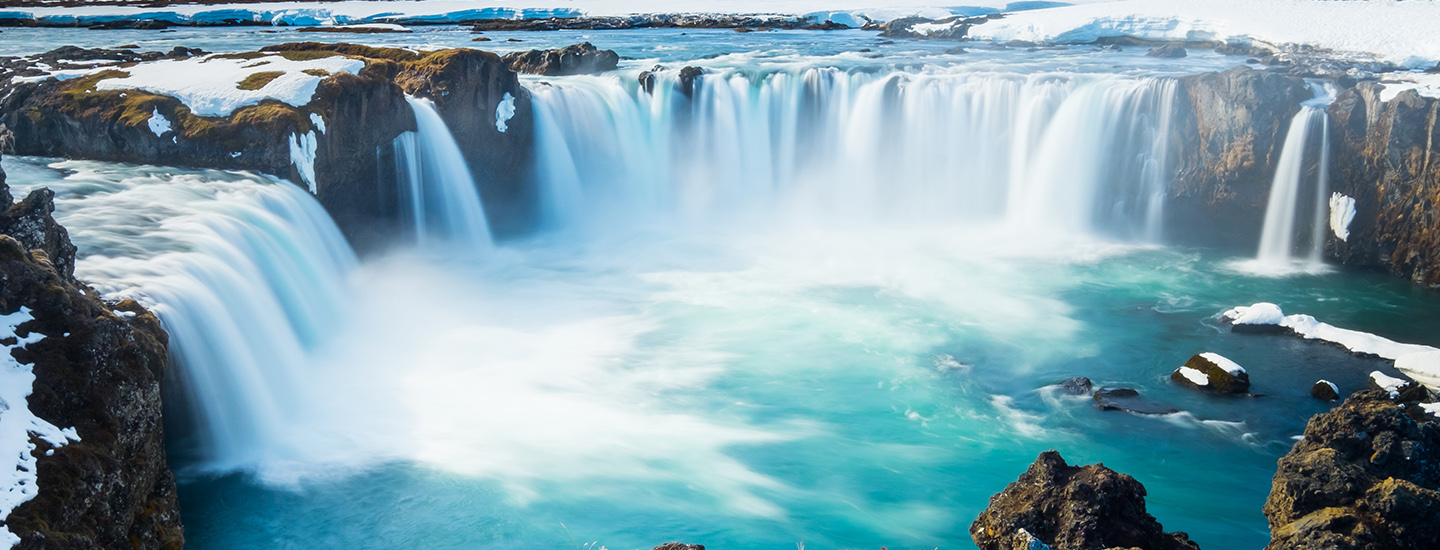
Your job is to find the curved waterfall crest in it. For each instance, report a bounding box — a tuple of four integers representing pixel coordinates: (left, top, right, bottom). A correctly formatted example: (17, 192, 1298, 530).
(529, 67, 1180, 241)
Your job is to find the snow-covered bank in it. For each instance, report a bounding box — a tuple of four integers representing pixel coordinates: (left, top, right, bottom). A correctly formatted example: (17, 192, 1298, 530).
(967, 0, 1440, 69)
(1223, 303, 1440, 390)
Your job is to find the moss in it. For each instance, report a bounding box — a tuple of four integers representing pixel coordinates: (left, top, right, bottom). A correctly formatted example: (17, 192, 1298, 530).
(261, 41, 421, 62)
(302, 68, 330, 77)
(240, 60, 272, 68)
(236, 71, 285, 91)
(208, 51, 268, 61)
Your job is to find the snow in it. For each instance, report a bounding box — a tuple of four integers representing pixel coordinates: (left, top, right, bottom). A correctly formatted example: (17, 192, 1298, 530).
(1199, 352, 1245, 375)
(309, 112, 326, 134)
(910, 20, 960, 36)
(0, 307, 79, 548)
(11, 68, 104, 84)
(495, 92, 516, 133)
(1328, 192, 1355, 241)
(966, 0, 1440, 69)
(95, 54, 365, 117)
(1378, 72, 1440, 102)
(1422, 403, 1440, 417)
(146, 108, 171, 137)
(1224, 303, 1440, 391)
(288, 131, 319, 194)
(1177, 366, 1209, 386)
(1369, 371, 1409, 398)
(1223, 302, 1284, 325)
(1394, 351, 1440, 392)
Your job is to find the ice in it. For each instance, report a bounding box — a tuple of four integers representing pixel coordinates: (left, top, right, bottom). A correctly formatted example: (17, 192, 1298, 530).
(95, 54, 365, 117)
(1328, 193, 1355, 241)
(310, 112, 326, 134)
(495, 92, 516, 133)
(146, 108, 171, 138)
(288, 131, 318, 194)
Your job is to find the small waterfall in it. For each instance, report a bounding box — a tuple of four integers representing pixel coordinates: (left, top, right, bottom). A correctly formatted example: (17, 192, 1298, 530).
(21, 161, 359, 472)
(528, 68, 1178, 240)
(393, 96, 493, 249)
(1255, 82, 1336, 269)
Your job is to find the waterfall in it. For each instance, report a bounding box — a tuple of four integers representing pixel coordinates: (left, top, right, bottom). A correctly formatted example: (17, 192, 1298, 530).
(393, 96, 493, 249)
(25, 161, 359, 473)
(528, 68, 1179, 240)
(1255, 82, 1336, 269)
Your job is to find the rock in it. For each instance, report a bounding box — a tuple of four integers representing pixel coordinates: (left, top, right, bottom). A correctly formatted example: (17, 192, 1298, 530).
(0, 157, 183, 549)
(500, 42, 620, 76)
(1060, 377, 1093, 395)
(1326, 83, 1440, 286)
(1146, 45, 1188, 58)
(944, 46, 968, 54)
(1094, 387, 1179, 415)
(469, 14, 832, 31)
(1312, 380, 1341, 401)
(879, 15, 991, 40)
(678, 66, 705, 98)
(1264, 391, 1440, 550)
(1367, 372, 1429, 403)
(1167, 67, 1310, 248)
(652, 544, 705, 550)
(1171, 353, 1251, 394)
(970, 450, 1200, 550)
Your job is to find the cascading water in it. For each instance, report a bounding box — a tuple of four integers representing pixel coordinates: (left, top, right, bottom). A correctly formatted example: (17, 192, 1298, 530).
(1254, 82, 1337, 270)
(529, 68, 1179, 241)
(393, 96, 494, 249)
(9, 160, 358, 475)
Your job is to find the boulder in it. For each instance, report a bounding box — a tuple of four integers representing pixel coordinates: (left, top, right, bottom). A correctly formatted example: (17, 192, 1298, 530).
(1093, 387, 1179, 415)
(500, 42, 620, 76)
(1312, 380, 1340, 401)
(1171, 353, 1251, 394)
(1060, 377, 1094, 396)
(652, 545, 705, 550)
(970, 450, 1200, 550)
(678, 66, 705, 98)
(1367, 372, 1429, 403)
(1264, 391, 1440, 550)
(1146, 45, 1188, 58)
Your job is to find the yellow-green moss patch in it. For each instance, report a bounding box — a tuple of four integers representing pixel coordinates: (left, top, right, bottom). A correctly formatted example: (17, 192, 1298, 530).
(236, 71, 285, 91)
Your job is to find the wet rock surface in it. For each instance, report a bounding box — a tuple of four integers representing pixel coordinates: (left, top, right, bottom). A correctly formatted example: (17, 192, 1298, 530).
(1264, 391, 1440, 550)
(971, 450, 1200, 550)
(502, 42, 619, 75)
(1060, 377, 1094, 395)
(1093, 387, 1179, 415)
(1147, 45, 1188, 58)
(0, 155, 182, 550)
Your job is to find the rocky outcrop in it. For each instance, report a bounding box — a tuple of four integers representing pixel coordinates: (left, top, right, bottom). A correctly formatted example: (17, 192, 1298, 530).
(878, 15, 991, 40)
(651, 544, 705, 550)
(971, 451, 1200, 550)
(1167, 66, 1311, 248)
(469, 14, 850, 31)
(0, 157, 182, 549)
(502, 42, 619, 76)
(1170, 353, 1251, 394)
(1147, 45, 1188, 58)
(1264, 391, 1440, 550)
(0, 42, 536, 246)
(1325, 83, 1440, 286)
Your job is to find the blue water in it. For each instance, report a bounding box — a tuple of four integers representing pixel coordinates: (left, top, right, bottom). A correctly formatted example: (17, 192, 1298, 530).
(4, 27, 1436, 550)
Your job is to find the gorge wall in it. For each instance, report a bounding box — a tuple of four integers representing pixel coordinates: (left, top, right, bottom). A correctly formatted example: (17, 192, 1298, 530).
(0, 157, 182, 549)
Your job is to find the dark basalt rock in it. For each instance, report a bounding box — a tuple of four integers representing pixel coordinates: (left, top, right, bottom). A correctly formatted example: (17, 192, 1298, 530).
(1170, 353, 1251, 394)
(678, 66, 705, 98)
(1264, 391, 1440, 550)
(1146, 45, 1188, 58)
(970, 450, 1200, 550)
(652, 544, 705, 550)
(878, 15, 992, 40)
(1060, 377, 1093, 395)
(501, 42, 620, 75)
(1167, 66, 1310, 249)
(1326, 83, 1440, 286)
(1366, 372, 1430, 403)
(1312, 380, 1341, 401)
(469, 14, 843, 32)
(1093, 387, 1179, 415)
(0, 157, 182, 549)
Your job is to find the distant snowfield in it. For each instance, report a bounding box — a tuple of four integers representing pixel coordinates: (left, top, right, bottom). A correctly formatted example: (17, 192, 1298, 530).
(3, 1, 1438, 67)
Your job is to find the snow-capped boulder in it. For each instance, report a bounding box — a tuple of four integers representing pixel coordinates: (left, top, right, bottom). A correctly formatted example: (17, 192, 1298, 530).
(1222, 302, 1287, 333)
(1171, 353, 1251, 394)
(1311, 379, 1340, 401)
(1368, 371, 1429, 402)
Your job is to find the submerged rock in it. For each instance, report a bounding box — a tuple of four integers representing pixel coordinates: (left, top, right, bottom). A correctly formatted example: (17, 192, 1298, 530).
(1312, 380, 1341, 401)
(1146, 45, 1188, 58)
(970, 450, 1200, 550)
(1264, 391, 1440, 550)
(501, 42, 619, 75)
(1060, 377, 1094, 396)
(1093, 387, 1179, 415)
(652, 544, 705, 550)
(1171, 353, 1251, 394)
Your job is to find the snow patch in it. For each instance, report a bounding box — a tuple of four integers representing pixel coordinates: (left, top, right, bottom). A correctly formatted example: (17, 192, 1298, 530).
(1177, 366, 1209, 386)
(0, 307, 79, 548)
(146, 108, 171, 138)
(495, 92, 515, 133)
(309, 112, 326, 134)
(1378, 72, 1440, 102)
(1394, 351, 1440, 391)
(1369, 371, 1409, 398)
(1199, 352, 1245, 375)
(96, 54, 365, 117)
(1328, 192, 1355, 241)
(910, 20, 960, 36)
(288, 131, 319, 194)
(1422, 403, 1440, 417)
(1223, 303, 1440, 391)
(1223, 302, 1284, 325)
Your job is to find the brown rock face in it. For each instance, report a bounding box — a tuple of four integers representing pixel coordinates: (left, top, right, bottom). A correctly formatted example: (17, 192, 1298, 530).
(1326, 84, 1440, 286)
(1264, 391, 1440, 550)
(0, 159, 182, 549)
(970, 451, 1200, 550)
(1167, 66, 1310, 248)
(502, 42, 620, 76)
